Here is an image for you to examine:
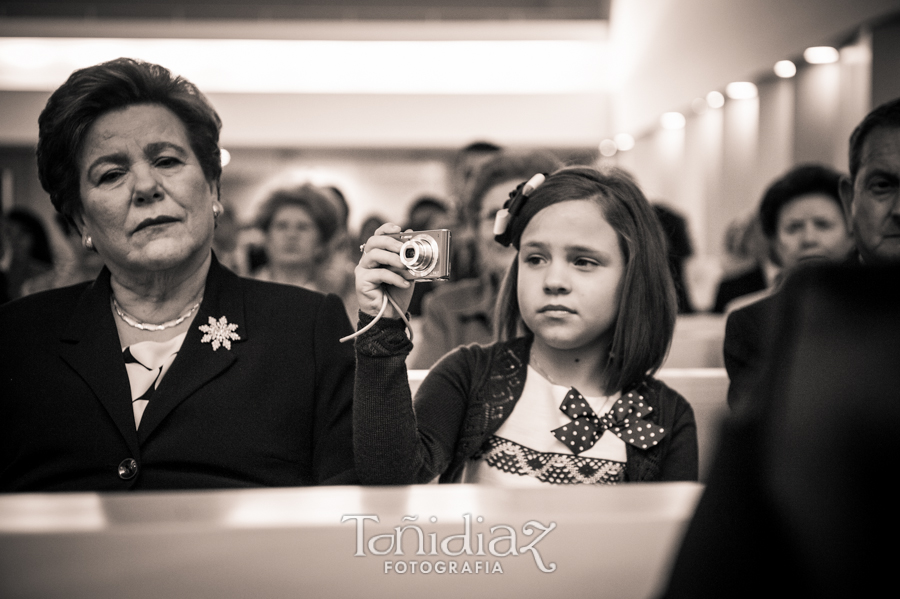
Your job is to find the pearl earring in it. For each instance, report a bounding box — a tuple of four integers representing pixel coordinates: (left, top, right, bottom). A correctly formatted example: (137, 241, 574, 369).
(83, 235, 93, 250)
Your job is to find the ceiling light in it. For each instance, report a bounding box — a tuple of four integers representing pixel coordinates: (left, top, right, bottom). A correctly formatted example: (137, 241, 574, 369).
(599, 139, 618, 157)
(0, 37, 608, 94)
(614, 133, 635, 151)
(660, 112, 686, 130)
(774, 60, 797, 78)
(725, 82, 758, 100)
(803, 46, 839, 64)
(706, 91, 725, 109)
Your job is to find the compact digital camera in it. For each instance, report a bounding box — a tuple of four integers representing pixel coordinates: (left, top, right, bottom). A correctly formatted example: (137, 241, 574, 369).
(389, 229, 451, 281)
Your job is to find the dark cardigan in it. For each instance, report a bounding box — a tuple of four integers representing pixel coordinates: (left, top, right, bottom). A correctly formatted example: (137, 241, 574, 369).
(354, 315, 698, 485)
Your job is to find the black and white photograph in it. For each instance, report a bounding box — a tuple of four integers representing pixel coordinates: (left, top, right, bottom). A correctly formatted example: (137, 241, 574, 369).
(2, 1, 899, 597)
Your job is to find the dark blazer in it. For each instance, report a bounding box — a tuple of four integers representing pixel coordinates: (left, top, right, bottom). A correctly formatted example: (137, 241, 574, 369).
(722, 293, 778, 410)
(0, 255, 357, 491)
(663, 263, 900, 598)
(712, 265, 767, 313)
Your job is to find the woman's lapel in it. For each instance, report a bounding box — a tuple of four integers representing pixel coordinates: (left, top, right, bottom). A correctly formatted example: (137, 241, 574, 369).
(58, 268, 140, 456)
(136, 256, 245, 443)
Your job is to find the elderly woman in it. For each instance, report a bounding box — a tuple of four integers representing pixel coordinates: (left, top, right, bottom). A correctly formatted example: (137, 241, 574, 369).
(252, 182, 357, 320)
(0, 58, 356, 491)
(723, 163, 855, 410)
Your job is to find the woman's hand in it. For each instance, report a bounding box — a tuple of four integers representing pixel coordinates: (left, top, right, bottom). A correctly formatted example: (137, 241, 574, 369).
(356, 223, 415, 318)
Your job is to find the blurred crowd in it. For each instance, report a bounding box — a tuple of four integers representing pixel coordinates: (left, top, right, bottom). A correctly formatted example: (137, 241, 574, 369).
(1, 138, 858, 339)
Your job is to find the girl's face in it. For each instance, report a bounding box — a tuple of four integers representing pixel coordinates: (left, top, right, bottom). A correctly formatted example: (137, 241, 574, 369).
(517, 199, 624, 352)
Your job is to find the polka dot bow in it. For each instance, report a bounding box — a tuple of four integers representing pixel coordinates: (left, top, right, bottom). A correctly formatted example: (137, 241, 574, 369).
(551, 388, 667, 455)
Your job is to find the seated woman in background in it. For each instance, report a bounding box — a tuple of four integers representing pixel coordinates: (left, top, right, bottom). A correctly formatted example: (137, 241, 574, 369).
(21, 213, 105, 295)
(252, 181, 357, 321)
(2, 208, 54, 300)
(409, 150, 561, 369)
(711, 213, 773, 313)
(723, 163, 854, 409)
(353, 166, 698, 485)
(652, 203, 696, 314)
(0, 58, 356, 491)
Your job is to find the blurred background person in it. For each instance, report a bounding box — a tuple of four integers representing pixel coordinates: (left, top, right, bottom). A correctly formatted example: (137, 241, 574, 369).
(322, 184, 358, 259)
(0, 214, 12, 303)
(251, 181, 357, 321)
(20, 213, 105, 296)
(761, 164, 855, 272)
(653, 203, 696, 314)
(404, 194, 451, 232)
(356, 213, 387, 253)
(410, 150, 561, 369)
(711, 213, 774, 313)
(448, 140, 502, 206)
(2, 208, 54, 300)
(209, 203, 250, 276)
(723, 163, 854, 409)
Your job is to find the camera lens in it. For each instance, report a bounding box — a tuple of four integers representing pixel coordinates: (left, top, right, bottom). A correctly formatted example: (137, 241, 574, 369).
(400, 234, 440, 277)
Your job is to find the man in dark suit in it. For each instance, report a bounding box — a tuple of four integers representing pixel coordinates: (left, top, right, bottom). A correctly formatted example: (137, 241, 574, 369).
(662, 97, 900, 598)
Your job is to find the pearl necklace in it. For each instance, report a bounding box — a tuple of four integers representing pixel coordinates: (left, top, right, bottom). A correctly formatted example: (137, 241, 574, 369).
(112, 297, 201, 332)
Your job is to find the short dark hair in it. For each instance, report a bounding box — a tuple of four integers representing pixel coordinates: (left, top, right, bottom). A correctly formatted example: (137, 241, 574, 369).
(323, 186, 350, 229)
(6, 208, 53, 265)
(462, 150, 562, 226)
(848, 97, 900, 181)
(254, 183, 342, 246)
(494, 166, 677, 395)
(758, 164, 844, 240)
(405, 195, 449, 230)
(37, 57, 223, 226)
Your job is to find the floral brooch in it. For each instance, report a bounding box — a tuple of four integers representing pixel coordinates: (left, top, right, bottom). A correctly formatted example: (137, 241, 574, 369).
(199, 316, 241, 351)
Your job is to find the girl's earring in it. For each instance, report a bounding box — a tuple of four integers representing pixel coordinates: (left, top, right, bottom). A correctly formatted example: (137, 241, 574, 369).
(83, 235, 93, 251)
(213, 206, 220, 219)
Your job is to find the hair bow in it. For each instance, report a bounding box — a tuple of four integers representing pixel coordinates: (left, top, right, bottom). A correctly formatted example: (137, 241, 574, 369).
(493, 173, 546, 247)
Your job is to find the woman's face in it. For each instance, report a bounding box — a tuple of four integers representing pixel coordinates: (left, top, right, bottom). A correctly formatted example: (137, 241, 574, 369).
(477, 181, 519, 278)
(265, 204, 322, 269)
(78, 103, 220, 278)
(775, 194, 854, 271)
(517, 199, 624, 353)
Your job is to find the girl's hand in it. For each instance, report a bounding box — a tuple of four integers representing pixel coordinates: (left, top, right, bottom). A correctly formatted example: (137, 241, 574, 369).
(356, 223, 415, 318)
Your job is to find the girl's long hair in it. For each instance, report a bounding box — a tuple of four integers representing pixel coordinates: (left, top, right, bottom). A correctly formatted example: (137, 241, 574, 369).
(494, 166, 677, 395)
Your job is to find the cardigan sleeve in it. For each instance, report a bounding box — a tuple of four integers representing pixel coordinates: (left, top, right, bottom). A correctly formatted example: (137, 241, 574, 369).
(657, 387, 699, 481)
(354, 312, 475, 484)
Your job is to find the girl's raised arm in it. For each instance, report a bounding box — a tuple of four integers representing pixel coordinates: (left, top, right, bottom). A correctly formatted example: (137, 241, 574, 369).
(352, 223, 468, 484)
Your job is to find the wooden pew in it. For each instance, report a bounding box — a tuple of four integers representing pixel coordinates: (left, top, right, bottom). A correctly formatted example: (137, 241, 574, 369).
(662, 314, 727, 369)
(0, 483, 702, 599)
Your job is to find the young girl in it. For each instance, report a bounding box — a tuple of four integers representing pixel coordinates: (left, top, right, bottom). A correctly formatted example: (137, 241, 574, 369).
(354, 166, 698, 485)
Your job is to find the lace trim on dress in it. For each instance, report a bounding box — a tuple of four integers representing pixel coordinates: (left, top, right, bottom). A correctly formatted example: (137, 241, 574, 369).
(481, 436, 625, 485)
